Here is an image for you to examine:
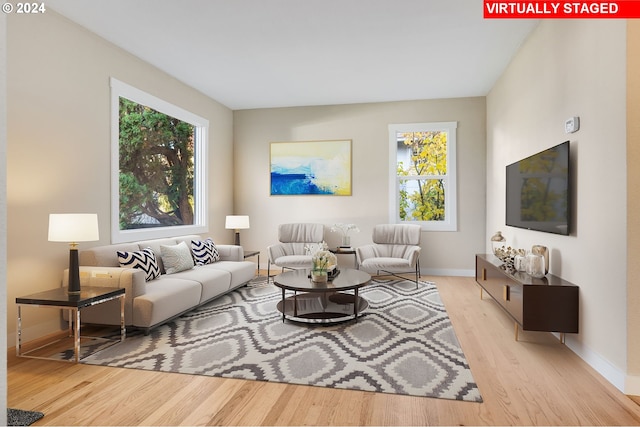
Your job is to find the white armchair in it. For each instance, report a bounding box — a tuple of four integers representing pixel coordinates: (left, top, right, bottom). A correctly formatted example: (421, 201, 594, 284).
(356, 224, 422, 288)
(267, 223, 324, 280)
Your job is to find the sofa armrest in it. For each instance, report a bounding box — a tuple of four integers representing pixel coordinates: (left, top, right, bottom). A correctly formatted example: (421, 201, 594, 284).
(62, 266, 146, 326)
(216, 244, 244, 262)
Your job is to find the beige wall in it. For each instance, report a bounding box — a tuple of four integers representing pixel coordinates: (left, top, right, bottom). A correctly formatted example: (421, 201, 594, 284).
(6, 12, 235, 343)
(233, 98, 487, 275)
(487, 20, 630, 391)
(627, 20, 640, 387)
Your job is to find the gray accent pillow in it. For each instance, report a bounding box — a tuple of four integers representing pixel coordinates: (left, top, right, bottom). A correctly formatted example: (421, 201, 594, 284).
(160, 241, 194, 274)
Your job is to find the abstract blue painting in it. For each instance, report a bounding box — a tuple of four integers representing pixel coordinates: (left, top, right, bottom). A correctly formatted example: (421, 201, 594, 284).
(270, 140, 352, 196)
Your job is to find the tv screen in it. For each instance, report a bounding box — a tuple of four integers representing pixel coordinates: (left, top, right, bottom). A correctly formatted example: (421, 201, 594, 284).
(506, 141, 570, 235)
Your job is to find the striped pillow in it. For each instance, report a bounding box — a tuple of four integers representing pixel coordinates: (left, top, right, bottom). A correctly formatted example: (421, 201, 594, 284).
(191, 238, 220, 265)
(117, 247, 161, 281)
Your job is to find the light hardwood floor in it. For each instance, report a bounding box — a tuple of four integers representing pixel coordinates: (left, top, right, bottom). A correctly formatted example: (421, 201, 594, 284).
(8, 273, 640, 426)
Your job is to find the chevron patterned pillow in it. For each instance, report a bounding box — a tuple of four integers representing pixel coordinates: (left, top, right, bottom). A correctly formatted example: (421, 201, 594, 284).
(191, 238, 220, 265)
(117, 247, 161, 281)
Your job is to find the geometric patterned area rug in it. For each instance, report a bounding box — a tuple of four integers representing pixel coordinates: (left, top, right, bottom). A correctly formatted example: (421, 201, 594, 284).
(82, 277, 482, 402)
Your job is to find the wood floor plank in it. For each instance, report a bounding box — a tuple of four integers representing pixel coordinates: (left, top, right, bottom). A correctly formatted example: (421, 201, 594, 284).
(7, 273, 640, 426)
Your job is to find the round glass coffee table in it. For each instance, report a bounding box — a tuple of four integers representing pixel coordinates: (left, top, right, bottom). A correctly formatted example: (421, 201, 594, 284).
(273, 268, 371, 323)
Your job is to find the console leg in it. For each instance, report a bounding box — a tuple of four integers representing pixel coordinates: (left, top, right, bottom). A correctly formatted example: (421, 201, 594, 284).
(514, 322, 519, 341)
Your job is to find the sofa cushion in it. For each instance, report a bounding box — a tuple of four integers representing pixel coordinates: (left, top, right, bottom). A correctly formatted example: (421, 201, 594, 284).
(132, 276, 202, 328)
(160, 241, 194, 274)
(200, 261, 257, 290)
(169, 267, 231, 303)
(191, 238, 220, 265)
(117, 247, 161, 282)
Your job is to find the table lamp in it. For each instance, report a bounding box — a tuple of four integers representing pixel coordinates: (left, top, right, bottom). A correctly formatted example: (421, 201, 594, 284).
(48, 213, 100, 295)
(225, 215, 250, 246)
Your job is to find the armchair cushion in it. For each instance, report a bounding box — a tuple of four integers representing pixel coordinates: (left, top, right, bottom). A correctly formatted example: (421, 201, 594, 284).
(372, 223, 421, 245)
(272, 254, 314, 269)
(278, 223, 324, 244)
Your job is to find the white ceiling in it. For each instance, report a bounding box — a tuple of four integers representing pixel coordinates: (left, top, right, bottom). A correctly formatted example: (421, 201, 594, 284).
(47, 0, 538, 110)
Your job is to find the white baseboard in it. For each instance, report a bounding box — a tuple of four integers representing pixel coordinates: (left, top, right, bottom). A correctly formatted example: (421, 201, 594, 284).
(564, 336, 628, 393)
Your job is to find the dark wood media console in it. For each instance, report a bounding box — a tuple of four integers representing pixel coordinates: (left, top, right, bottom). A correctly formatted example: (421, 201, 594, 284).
(475, 254, 579, 342)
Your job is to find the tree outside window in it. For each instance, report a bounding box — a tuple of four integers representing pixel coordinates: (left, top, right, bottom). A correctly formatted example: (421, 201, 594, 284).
(389, 122, 457, 231)
(111, 78, 208, 243)
(119, 98, 195, 230)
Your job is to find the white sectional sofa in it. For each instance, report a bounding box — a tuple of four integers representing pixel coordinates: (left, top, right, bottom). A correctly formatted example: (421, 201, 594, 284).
(65, 234, 256, 334)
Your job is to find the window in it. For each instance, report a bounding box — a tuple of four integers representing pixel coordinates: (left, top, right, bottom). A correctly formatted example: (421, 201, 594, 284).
(388, 122, 457, 231)
(110, 78, 208, 243)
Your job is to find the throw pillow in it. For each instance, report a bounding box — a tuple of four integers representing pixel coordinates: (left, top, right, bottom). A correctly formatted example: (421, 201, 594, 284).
(160, 241, 195, 274)
(191, 238, 220, 265)
(117, 247, 161, 282)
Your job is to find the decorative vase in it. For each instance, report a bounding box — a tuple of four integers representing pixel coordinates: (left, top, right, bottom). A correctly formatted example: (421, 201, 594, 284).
(311, 270, 328, 283)
(490, 231, 506, 255)
(531, 245, 549, 275)
(514, 253, 528, 272)
(526, 253, 546, 278)
(341, 235, 351, 248)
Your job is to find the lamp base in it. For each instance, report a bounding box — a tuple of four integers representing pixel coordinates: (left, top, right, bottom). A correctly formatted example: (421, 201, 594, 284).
(234, 231, 241, 246)
(68, 247, 81, 295)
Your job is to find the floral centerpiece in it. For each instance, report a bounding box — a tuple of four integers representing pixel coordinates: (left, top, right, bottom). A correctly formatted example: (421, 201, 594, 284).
(305, 241, 338, 282)
(330, 223, 360, 248)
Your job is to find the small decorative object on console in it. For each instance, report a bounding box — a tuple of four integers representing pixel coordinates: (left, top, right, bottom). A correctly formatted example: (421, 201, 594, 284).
(526, 253, 546, 278)
(494, 246, 525, 274)
(531, 245, 549, 275)
(331, 223, 360, 248)
(490, 231, 506, 255)
(514, 252, 528, 272)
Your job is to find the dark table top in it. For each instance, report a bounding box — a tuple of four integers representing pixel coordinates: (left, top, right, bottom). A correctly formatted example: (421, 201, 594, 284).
(273, 268, 371, 293)
(16, 286, 125, 308)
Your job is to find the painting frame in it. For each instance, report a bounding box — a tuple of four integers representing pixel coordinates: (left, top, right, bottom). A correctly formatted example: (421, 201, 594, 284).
(270, 139, 352, 196)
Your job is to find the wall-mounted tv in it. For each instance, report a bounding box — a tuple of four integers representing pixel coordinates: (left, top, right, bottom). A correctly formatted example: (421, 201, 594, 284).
(506, 141, 570, 235)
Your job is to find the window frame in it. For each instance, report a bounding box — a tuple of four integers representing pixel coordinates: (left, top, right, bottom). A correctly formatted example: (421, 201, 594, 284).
(388, 121, 458, 231)
(110, 78, 208, 243)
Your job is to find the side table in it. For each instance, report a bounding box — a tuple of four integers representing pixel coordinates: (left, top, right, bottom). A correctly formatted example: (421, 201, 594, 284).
(244, 250, 260, 276)
(16, 286, 125, 363)
(330, 247, 358, 269)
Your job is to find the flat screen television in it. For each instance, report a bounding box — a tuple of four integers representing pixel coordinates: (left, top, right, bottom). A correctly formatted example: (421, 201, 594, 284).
(506, 141, 570, 235)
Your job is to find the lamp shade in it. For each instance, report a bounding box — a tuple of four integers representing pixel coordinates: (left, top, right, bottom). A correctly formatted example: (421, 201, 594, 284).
(225, 215, 250, 230)
(48, 214, 100, 243)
